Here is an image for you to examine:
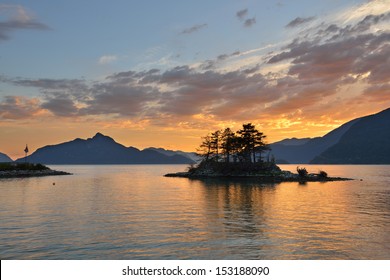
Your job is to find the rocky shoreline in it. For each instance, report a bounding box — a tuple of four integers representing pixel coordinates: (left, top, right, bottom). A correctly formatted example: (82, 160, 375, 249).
(0, 169, 71, 179)
(164, 170, 353, 182)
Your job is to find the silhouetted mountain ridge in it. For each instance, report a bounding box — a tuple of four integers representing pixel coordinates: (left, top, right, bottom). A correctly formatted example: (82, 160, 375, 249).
(270, 117, 359, 163)
(16, 133, 195, 164)
(143, 147, 200, 162)
(0, 152, 13, 162)
(272, 137, 311, 146)
(270, 108, 390, 164)
(311, 108, 390, 164)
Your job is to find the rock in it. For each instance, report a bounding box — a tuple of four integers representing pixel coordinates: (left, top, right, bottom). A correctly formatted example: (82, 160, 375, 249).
(0, 169, 71, 178)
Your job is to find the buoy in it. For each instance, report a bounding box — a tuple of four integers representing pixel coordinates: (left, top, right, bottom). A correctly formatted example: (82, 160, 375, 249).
(52, 182, 55, 185)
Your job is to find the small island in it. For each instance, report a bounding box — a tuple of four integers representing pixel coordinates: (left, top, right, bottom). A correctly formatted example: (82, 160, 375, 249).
(0, 162, 71, 179)
(165, 123, 352, 182)
(165, 162, 352, 182)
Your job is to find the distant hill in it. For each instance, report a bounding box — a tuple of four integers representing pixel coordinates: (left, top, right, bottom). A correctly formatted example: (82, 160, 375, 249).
(270, 118, 359, 163)
(272, 137, 311, 146)
(16, 133, 195, 164)
(311, 108, 390, 164)
(0, 152, 13, 162)
(143, 147, 200, 162)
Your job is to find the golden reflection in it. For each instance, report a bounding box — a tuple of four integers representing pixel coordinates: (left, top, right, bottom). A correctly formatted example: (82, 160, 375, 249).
(185, 175, 389, 259)
(1, 165, 389, 259)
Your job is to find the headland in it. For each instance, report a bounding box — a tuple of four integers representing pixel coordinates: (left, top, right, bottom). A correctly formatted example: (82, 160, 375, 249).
(0, 162, 71, 179)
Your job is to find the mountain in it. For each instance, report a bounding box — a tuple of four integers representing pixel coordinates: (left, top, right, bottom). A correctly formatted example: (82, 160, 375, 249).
(270, 108, 390, 164)
(143, 147, 200, 162)
(311, 108, 390, 164)
(270, 118, 360, 163)
(16, 133, 195, 164)
(0, 152, 13, 162)
(272, 137, 311, 146)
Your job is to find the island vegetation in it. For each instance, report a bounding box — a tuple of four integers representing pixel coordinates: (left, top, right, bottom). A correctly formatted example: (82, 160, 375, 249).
(165, 123, 352, 182)
(0, 162, 71, 178)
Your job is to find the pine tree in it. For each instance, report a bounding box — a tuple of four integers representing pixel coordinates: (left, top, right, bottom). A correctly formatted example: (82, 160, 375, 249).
(220, 128, 235, 163)
(197, 135, 213, 161)
(237, 123, 268, 163)
(210, 130, 221, 162)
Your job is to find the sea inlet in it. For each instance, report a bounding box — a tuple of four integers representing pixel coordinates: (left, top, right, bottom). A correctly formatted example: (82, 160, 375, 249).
(0, 164, 389, 259)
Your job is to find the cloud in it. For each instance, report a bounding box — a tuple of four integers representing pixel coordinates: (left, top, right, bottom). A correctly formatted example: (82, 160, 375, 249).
(286, 16, 316, 28)
(41, 97, 79, 117)
(262, 7, 390, 120)
(2, 1, 389, 134)
(98, 55, 118, 65)
(0, 5, 49, 41)
(200, 50, 241, 70)
(341, 0, 390, 23)
(244, 17, 256, 28)
(236, 8, 256, 27)
(180, 23, 207, 35)
(3, 65, 279, 122)
(267, 25, 389, 85)
(0, 96, 42, 119)
(236, 9, 248, 20)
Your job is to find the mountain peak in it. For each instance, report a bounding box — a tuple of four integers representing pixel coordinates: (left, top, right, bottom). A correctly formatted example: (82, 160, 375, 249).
(93, 132, 106, 138)
(87, 132, 117, 145)
(0, 152, 13, 162)
(90, 132, 114, 141)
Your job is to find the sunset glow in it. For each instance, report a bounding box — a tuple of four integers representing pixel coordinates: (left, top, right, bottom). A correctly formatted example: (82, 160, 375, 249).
(1, 0, 389, 159)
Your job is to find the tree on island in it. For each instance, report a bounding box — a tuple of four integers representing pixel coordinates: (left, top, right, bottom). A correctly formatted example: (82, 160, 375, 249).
(197, 123, 269, 163)
(192, 123, 275, 175)
(197, 134, 213, 162)
(220, 128, 235, 163)
(168, 123, 342, 180)
(237, 123, 268, 163)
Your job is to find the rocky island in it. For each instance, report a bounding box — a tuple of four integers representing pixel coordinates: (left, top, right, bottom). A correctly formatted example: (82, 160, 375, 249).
(0, 162, 71, 179)
(165, 161, 352, 182)
(165, 123, 352, 182)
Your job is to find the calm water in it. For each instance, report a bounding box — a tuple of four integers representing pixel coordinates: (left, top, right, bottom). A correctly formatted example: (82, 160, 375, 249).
(0, 164, 389, 259)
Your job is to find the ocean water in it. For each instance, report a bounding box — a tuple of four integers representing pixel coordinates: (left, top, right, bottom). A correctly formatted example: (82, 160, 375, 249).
(0, 164, 389, 259)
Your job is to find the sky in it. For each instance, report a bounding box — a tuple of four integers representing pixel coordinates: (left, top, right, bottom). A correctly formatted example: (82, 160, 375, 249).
(1, 0, 389, 159)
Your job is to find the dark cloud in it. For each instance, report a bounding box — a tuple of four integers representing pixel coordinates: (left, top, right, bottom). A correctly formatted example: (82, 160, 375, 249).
(217, 50, 240, 61)
(355, 12, 390, 32)
(286, 16, 316, 28)
(41, 97, 79, 117)
(263, 10, 390, 116)
(0, 95, 41, 119)
(14, 78, 86, 91)
(267, 40, 314, 64)
(12, 78, 90, 106)
(180, 23, 208, 35)
(82, 82, 160, 117)
(268, 31, 389, 85)
(236, 9, 248, 20)
(267, 10, 390, 87)
(200, 50, 241, 69)
(2, 65, 281, 121)
(0, 5, 49, 41)
(236, 8, 256, 28)
(157, 69, 279, 119)
(244, 17, 256, 27)
(328, 12, 390, 40)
